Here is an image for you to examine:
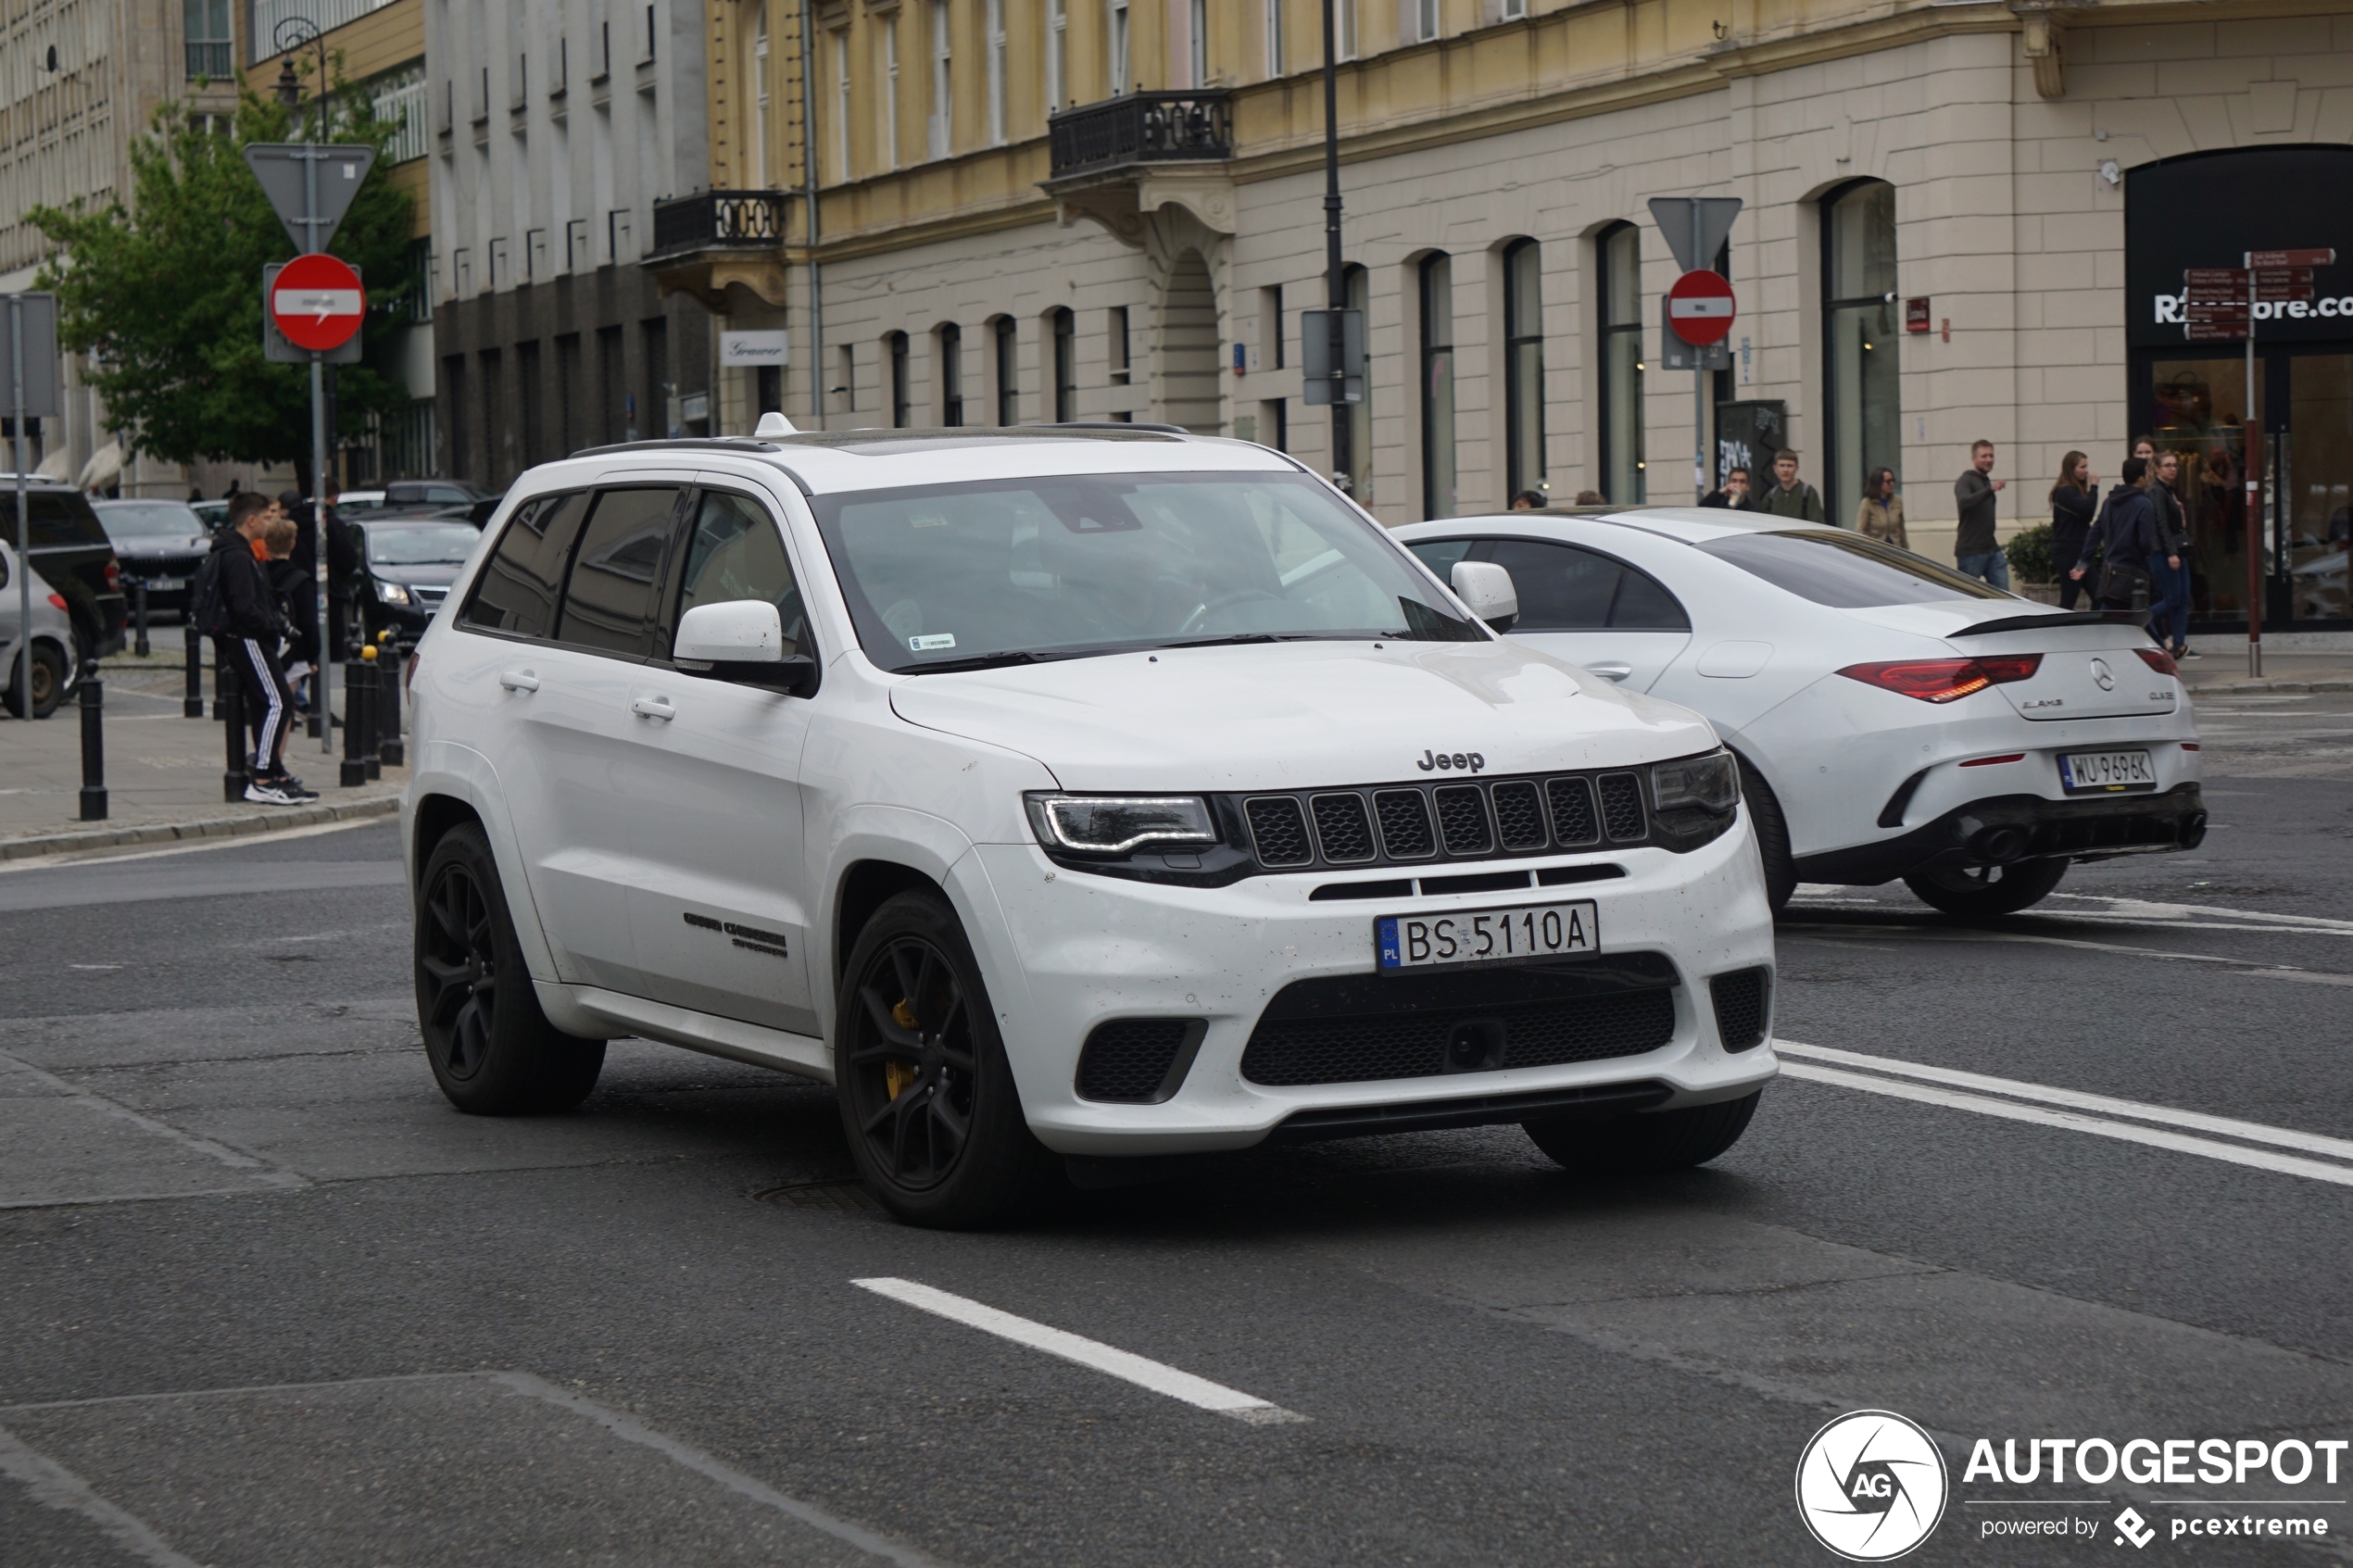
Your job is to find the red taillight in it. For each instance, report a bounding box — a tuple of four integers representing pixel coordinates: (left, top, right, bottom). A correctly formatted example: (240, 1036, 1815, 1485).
(46, 593, 66, 610)
(1837, 654, 2044, 704)
(2133, 646, 2178, 677)
(1959, 753, 2025, 768)
(103, 558, 120, 589)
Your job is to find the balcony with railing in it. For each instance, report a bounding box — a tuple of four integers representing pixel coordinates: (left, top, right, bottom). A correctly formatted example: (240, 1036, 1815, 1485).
(648, 191, 791, 257)
(1047, 91, 1233, 182)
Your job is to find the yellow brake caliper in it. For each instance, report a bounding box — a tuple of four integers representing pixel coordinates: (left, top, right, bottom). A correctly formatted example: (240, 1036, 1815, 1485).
(885, 998, 920, 1099)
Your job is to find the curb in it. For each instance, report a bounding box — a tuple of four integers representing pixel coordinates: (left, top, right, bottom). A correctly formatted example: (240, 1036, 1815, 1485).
(0, 794, 401, 862)
(2183, 678, 2353, 695)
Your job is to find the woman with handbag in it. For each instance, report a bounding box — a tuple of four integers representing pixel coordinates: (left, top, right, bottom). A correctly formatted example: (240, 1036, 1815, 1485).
(2050, 451, 2099, 609)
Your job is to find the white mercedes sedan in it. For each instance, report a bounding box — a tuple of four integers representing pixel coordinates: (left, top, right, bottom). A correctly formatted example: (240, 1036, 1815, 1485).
(1396, 509, 2206, 917)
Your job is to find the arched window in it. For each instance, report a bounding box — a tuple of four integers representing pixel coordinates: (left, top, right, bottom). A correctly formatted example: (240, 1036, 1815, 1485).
(1823, 180, 1899, 533)
(993, 316, 1018, 424)
(886, 332, 911, 427)
(1419, 253, 1456, 518)
(1048, 307, 1076, 420)
(1596, 222, 1644, 505)
(1503, 238, 1546, 501)
(936, 322, 963, 426)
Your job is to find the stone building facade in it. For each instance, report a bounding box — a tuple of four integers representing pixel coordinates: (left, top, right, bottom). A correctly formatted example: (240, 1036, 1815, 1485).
(671, 0, 2352, 627)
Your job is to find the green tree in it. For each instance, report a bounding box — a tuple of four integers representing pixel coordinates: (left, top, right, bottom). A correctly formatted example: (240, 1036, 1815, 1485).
(31, 74, 417, 481)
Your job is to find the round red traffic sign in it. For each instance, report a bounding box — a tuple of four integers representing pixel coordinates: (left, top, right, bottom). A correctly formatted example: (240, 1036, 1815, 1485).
(269, 253, 366, 352)
(1667, 269, 1736, 346)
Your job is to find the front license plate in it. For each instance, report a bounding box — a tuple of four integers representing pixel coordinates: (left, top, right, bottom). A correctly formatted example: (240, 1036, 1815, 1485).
(1378, 901, 1600, 972)
(2057, 748, 2157, 794)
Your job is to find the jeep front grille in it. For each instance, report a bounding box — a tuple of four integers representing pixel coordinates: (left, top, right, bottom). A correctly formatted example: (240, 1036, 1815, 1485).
(1225, 766, 1656, 873)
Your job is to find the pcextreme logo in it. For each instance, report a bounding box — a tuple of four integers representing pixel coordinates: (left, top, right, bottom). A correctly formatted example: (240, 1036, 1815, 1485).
(1796, 1410, 1952, 1562)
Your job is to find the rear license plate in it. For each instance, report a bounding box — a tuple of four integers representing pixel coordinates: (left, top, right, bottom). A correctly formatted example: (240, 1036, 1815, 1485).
(144, 575, 183, 590)
(2057, 748, 2157, 793)
(1378, 901, 1599, 972)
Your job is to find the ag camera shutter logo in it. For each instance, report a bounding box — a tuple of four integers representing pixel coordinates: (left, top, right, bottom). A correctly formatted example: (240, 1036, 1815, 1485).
(1795, 1410, 1949, 1561)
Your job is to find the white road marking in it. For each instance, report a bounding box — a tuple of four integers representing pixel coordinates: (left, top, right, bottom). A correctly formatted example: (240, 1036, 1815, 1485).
(851, 1277, 1308, 1426)
(0, 1423, 202, 1568)
(1778, 1042, 2353, 1163)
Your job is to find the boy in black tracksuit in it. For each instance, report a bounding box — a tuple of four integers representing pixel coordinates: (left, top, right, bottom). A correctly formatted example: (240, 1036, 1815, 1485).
(209, 492, 319, 804)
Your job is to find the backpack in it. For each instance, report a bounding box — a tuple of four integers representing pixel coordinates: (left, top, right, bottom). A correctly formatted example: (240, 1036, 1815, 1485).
(191, 548, 233, 638)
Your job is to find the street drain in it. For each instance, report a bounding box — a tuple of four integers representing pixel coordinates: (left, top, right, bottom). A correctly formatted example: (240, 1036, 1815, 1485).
(754, 1178, 884, 1214)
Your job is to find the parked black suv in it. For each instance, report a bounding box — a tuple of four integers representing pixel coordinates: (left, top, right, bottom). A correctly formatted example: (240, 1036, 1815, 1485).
(3, 482, 127, 657)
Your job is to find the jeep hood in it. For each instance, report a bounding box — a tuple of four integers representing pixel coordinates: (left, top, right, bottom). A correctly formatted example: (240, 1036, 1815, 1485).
(886, 640, 1720, 792)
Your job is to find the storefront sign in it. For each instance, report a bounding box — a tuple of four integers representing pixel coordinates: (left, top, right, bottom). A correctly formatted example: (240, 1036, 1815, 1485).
(2128, 150, 2353, 348)
(1905, 296, 1931, 332)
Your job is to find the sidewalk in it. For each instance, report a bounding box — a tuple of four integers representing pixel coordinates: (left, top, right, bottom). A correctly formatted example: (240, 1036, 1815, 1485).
(2179, 631, 2353, 695)
(0, 646, 403, 860)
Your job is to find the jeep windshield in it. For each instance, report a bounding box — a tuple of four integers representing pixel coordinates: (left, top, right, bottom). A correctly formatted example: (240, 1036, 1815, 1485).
(810, 470, 1483, 674)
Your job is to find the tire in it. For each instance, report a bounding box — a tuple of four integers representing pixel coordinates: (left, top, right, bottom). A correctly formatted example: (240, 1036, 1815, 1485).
(836, 889, 1059, 1228)
(3, 643, 67, 720)
(1524, 1091, 1761, 1176)
(1902, 856, 2069, 917)
(1735, 754, 1795, 913)
(414, 823, 606, 1113)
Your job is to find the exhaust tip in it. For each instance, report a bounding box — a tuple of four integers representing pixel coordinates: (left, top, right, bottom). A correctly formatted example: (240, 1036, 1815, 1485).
(2180, 810, 2209, 850)
(1969, 825, 2032, 863)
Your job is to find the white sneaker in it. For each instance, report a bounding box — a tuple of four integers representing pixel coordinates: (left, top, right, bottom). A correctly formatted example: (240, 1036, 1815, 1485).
(245, 777, 320, 806)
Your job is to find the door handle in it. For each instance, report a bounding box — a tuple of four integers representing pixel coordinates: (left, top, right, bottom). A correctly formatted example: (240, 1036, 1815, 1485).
(497, 669, 540, 693)
(1587, 662, 1634, 683)
(630, 696, 676, 721)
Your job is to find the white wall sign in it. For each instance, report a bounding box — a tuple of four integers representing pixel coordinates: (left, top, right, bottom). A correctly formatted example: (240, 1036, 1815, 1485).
(721, 330, 791, 366)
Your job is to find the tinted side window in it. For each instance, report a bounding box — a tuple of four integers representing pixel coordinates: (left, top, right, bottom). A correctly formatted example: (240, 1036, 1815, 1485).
(1698, 530, 2007, 608)
(1478, 538, 1690, 632)
(1406, 538, 1475, 581)
(556, 487, 682, 655)
(459, 492, 589, 638)
(674, 491, 809, 658)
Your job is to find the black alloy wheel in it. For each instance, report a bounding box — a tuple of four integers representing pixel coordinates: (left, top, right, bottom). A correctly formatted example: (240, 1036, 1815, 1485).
(420, 858, 499, 1082)
(1902, 856, 2069, 917)
(413, 823, 605, 1114)
(848, 934, 979, 1190)
(836, 890, 1058, 1227)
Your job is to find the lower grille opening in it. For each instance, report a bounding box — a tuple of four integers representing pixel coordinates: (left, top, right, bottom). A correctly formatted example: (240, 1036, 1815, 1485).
(1076, 1019, 1206, 1103)
(1242, 983, 1678, 1087)
(1709, 967, 1770, 1052)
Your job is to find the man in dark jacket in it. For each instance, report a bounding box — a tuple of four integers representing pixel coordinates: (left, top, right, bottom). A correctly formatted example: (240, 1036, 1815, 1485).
(1954, 440, 2009, 587)
(209, 493, 319, 804)
(1701, 466, 1755, 510)
(2070, 458, 2166, 609)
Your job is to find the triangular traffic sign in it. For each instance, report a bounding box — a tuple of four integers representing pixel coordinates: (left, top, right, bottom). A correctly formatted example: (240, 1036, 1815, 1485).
(1647, 195, 1743, 274)
(243, 144, 377, 255)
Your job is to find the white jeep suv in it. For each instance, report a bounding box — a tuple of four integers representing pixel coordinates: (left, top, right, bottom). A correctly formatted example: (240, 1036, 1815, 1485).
(401, 428, 1777, 1224)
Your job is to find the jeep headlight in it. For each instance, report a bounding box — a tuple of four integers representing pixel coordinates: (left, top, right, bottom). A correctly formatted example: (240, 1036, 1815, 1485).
(1025, 793, 1217, 855)
(1652, 749, 1741, 814)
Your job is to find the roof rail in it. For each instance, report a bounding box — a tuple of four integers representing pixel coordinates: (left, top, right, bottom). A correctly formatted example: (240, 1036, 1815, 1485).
(1040, 420, 1193, 436)
(563, 437, 784, 459)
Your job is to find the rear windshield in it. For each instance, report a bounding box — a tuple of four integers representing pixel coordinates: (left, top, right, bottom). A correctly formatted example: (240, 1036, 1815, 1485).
(94, 502, 203, 539)
(1697, 530, 2009, 607)
(8, 492, 111, 551)
(810, 470, 1483, 673)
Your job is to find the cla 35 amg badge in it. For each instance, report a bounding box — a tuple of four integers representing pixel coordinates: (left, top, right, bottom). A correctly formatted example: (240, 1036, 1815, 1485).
(1795, 1410, 1948, 1561)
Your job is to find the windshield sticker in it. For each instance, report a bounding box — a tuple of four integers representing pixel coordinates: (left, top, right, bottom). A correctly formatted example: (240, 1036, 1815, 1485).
(909, 633, 957, 652)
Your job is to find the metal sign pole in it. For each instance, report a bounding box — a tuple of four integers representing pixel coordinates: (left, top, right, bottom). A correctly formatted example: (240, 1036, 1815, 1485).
(1691, 197, 1707, 502)
(2246, 321, 2259, 677)
(299, 135, 335, 759)
(1322, 0, 1349, 491)
(11, 297, 28, 725)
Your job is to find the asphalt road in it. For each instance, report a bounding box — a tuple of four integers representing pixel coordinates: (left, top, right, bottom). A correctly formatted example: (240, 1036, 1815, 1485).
(3, 696, 2350, 1567)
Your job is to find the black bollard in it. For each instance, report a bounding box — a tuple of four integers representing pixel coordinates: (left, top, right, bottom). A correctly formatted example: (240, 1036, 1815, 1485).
(339, 659, 369, 788)
(132, 581, 149, 658)
(376, 640, 405, 768)
(221, 666, 246, 802)
(210, 640, 225, 720)
(78, 660, 107, 821)
(182, 622, 204, 718)
(360, 651, 382, 780)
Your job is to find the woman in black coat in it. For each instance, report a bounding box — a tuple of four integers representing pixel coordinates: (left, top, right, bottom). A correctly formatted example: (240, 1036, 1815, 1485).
(2050, 450, 2099, 609)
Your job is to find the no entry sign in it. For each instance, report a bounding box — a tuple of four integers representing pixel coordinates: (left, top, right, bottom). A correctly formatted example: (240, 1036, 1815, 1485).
(269, 253, 366, 352)
(1667, 269, 1736, 345)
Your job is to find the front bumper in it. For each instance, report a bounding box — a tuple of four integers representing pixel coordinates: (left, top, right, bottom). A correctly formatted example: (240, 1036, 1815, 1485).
(960, 810, 1778, 1157)
(1793, 783, 2207, 885)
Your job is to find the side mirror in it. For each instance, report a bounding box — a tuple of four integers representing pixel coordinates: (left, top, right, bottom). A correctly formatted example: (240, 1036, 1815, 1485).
(1451, 560, 1519, 633)
(674, 600, 819, 696)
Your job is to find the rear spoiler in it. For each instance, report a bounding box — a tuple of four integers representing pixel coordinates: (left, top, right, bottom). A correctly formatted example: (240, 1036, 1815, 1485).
(1947, 609, 2149, 638)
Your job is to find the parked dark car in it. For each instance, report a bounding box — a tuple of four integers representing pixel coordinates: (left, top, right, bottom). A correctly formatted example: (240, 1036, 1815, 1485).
(1, 480, 127, 657)
(356, 515, 485, 642)
(92, 498, 211, 615)
(383, 480, 497, 508)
